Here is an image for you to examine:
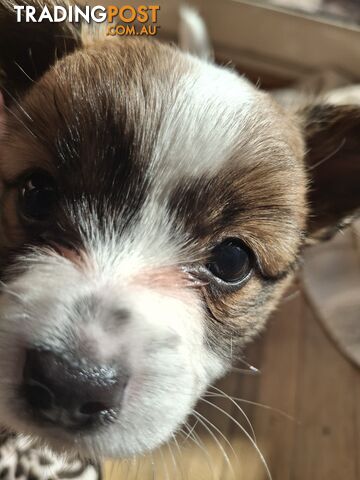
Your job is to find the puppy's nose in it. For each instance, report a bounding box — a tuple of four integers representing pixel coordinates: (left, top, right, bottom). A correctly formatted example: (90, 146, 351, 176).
(22, 349, 128, 430)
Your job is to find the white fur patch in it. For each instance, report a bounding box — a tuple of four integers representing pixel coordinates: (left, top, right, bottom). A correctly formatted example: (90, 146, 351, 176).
(148, 57, 260, 189)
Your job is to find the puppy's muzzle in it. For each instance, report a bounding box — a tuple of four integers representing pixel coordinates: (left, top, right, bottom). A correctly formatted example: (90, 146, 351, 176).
(22, 350, 128, 430)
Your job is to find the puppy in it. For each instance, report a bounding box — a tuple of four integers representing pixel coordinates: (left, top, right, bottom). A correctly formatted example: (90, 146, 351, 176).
(0, 0, 359, 464)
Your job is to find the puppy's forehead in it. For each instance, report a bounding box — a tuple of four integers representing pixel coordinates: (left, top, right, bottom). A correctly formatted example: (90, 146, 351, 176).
(7, 39, 297, 180)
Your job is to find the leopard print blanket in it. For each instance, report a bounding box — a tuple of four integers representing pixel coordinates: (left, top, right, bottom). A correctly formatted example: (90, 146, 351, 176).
(0, 436, 101, 480)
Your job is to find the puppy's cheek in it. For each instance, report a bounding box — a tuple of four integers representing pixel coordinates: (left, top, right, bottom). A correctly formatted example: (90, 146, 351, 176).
(123, 286, 227, 386)
(204, 274, 293, 351)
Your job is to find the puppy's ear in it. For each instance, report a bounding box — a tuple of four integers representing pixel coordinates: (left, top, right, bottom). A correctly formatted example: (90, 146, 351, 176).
(302, 104, 360, 242)
(0, 0, 82, 104)
(179, 6, 213, 61)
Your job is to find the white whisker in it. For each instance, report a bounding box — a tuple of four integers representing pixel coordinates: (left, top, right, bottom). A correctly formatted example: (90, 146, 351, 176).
(201, 397, 272, 480)
(1, 85, 33, 121)
(158, 446, 170, 480)
(207, 385, 257, 441)
(3, 104, 36, 138)
(13, 61, 35, 84)
(180, 418, 199, 443)
(210, 394, 297, 422)
(167, 440, 180, 480)
(309, 138, 346, 171)
(180, 423, 216, 479)
(236, 358, 261, 374)
(149, 452, 156, 480)
(192, 409, 233, 473)
(230, 366, 260, 376)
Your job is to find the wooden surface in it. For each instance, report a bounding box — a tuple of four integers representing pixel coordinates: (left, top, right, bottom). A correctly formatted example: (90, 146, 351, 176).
(104, 281, 360, 480)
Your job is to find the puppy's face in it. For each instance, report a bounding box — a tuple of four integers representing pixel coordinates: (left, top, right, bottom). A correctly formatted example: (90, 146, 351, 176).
(0, 3, 359, 460)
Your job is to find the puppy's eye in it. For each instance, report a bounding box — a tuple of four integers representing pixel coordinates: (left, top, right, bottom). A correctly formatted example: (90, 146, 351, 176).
(207, 239, 253, 284)
(19, 171, 57, 221)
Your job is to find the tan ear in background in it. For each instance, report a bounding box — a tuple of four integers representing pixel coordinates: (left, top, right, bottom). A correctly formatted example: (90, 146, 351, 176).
(302, 103, 360, 241)
(299, 90, 360, 367)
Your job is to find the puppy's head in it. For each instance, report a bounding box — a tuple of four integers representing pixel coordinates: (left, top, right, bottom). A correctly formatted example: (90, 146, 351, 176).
(0, 0, 359, 460)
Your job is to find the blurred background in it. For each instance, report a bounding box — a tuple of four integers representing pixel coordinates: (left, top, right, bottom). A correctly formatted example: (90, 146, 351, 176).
(95, 1, 360, 478)
(96, 0, 360, 88)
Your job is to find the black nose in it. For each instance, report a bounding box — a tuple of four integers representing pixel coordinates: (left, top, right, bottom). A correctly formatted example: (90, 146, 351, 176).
(22, 349, 128, 430)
